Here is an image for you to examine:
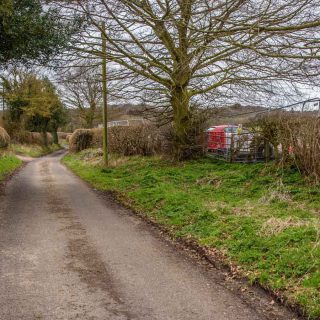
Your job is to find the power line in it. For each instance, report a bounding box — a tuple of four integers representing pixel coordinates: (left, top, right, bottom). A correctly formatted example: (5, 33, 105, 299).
(216, 98, 320, 119)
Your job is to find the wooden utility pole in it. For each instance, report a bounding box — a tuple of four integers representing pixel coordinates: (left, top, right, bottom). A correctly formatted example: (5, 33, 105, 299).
(1, 82, 4, 111)
(101, 22, 108, 166)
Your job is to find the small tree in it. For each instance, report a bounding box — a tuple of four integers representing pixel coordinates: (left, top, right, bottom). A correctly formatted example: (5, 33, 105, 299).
(1, 72, 65, 146)
(24, 77, 65, 146)
(63, 67, 102, 129)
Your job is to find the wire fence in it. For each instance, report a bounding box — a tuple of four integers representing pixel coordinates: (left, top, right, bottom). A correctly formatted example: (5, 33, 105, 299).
(207, 127, 274, 162)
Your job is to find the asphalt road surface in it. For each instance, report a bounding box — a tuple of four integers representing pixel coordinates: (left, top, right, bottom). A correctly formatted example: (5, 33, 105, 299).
(0, 151, 299, 320)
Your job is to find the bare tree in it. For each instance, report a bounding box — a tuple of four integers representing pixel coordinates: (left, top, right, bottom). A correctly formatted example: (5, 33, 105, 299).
(52, 0, 320, 159)
(62, 67, 102, 128)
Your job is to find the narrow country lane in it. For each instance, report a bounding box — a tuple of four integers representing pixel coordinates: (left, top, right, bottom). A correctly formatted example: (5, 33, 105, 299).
(0, 151, 298, 320)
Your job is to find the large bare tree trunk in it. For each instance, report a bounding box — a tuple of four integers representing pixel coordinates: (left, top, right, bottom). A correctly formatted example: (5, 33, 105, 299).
(171, 86, 192, 160)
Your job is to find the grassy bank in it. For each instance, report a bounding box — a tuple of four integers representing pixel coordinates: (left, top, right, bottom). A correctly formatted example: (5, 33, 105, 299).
(64, 150, 320, 319)
(10, 144, 62, 158)
(0, 153, 22, 181)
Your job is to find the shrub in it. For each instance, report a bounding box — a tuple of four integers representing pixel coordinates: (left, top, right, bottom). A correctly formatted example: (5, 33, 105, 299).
(69, 129, 94, 152)
(248, 114, 283, 160)
(0, 127, 10, 148)
(8, 130, 32, 144)
(280, 115, 320, 182)
(69, 124, 163, 156)
(66, 134, 72, 143)
(250, 113, 320, 182)
(91, 128, 103, 148)
(58, 132, 71, 140)
(8, 130, 53, 146)
(108, 125, 162, 156)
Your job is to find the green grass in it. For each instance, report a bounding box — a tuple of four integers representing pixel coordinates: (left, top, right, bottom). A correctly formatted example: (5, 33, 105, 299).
(10, 143, 62, 158)
(0, 152, 22, 181)
(64, 150, 320, 319)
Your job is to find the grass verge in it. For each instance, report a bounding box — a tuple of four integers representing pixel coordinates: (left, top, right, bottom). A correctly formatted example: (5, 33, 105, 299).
(63, 150, 320, 319)
(10, 143, 62, 158)
(0, 152, 22, 181)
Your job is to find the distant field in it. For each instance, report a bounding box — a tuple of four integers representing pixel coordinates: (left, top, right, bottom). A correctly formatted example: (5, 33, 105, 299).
(64, 150, 320, 319)
(0, 154, 22, 181)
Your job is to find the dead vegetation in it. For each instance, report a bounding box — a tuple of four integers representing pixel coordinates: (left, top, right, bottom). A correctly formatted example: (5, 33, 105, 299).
(108, 125, 162, 156)
(260, 217, 316, 237)
(283, 116, 320, 182)
(8, 130, 53, 146)
(69, 124, 163, 156)
(58, 132, 72, 140)
(250, 113, 320, 182)
(66, 134, 72, 143)
(0, 127, 10, 148)
(69, 129, 94, 152)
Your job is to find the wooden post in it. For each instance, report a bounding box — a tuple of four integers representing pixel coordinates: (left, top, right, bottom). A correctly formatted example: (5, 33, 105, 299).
(101, 22, 108, 166)
(1, 82, 4, 111)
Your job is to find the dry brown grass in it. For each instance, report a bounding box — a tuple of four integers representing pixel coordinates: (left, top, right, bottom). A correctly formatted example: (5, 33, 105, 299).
(76, 148, 131, 167)
(0, 127, 10, 148)
(259, 190, 292, 204)
(196, 176, 222, 187)
(260, 217, 313, 236)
